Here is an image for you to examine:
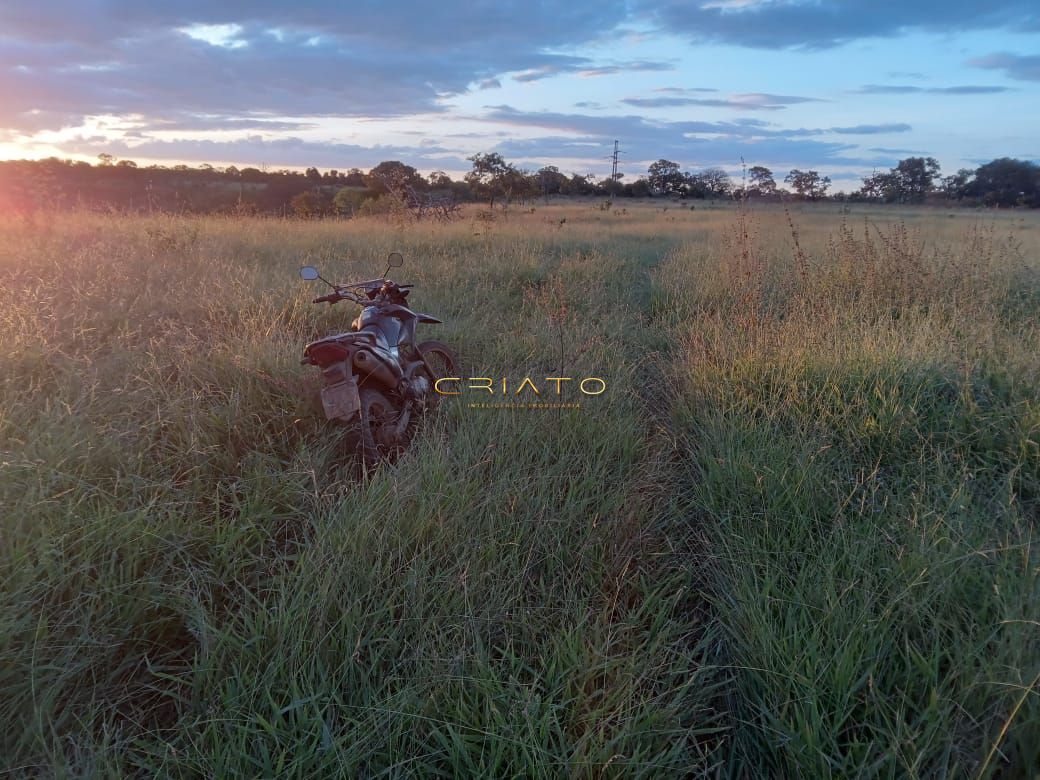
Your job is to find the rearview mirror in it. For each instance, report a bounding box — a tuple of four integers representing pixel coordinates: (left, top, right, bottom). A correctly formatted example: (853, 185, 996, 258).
(299, 265, 320, 281)
(387, 252, 404, 268)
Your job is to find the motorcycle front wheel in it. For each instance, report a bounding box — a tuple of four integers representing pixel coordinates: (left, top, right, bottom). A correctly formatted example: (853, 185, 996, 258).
(416, 340, 459, 407)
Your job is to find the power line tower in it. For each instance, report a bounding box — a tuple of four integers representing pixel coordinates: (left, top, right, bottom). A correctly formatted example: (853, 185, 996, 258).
(610, 140, 620, 198)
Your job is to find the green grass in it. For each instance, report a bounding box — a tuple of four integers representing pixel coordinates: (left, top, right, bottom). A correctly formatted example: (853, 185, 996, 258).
(657, 208, 1040, 775)
(1, 202, 1038, 776)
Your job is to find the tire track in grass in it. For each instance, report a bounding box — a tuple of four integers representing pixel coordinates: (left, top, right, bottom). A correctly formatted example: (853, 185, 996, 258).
(3, 212, 736, 776)
(580, 235, 731, 774)
(442, 230, 731, 774)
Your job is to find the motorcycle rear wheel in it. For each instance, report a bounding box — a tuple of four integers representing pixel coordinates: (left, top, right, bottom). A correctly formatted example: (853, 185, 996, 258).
(352, 342, 458, 468)
(357, 387, 405, 467)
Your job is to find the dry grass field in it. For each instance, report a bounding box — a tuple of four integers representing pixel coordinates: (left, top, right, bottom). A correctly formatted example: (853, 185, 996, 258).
(1, 200, 1038, 776)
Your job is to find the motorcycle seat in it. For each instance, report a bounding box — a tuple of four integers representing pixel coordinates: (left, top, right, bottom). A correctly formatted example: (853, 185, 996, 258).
(338, 329, 386, 347)
(358, 327, 391, 348)
(344, 328, 401, 361)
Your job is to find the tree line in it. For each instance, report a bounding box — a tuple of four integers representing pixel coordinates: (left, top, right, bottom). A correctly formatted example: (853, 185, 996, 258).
(645, 156, 1040, 207)
(1, 150, 1037, 216)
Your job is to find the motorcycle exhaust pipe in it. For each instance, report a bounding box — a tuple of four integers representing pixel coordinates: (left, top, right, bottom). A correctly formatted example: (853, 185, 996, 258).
(352, 349, 400, 389)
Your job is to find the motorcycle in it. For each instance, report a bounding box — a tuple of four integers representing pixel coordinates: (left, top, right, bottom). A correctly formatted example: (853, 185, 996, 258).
(298, 252, 458, 466)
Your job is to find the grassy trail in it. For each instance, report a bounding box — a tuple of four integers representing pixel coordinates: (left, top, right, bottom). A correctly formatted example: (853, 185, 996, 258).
(2, 204, 1038, 776)
(1, 211, 727, 776)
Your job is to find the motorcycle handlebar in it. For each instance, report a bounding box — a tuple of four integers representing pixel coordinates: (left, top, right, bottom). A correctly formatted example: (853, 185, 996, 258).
(311, 283, 410, 306)
(313, 289, 369, 305)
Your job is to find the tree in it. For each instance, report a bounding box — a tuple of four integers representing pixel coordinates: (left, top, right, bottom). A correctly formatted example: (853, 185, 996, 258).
(291, 190, 322, 218)
(785, 169, 831, 201)
(536, 165, 568, 200)
(858, 170, 901, 202)
(698, 167, 733, 199)
(626, 177, 652, 198)
(305, 167, 322, 183)
(332, 187, 367, 216)
(893, 157, 941, 203)
(427, 170, 453, 189)
(747, 165, 776, 195)
(857, 157, 940, 203)
(365, 161, 423, 196)
(563, 173, 595, 196)
(647, 159, 685, 196)
(941, 169, 974, 201)
(680, 169, 732, 199)
(501, 166, 535, 205)
(965, 158, 1040, 207)
(682, 172, 708, 199)
(343, 168, 366, 186)
(465, 152, 515, 208)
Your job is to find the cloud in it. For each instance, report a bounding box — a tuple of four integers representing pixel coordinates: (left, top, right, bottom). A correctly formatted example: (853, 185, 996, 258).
(482, 105, 774, 138)
(868, 147, 925, 155)
(511, 58, 593, 83)
(0, 0, 632, 132)
(623, 92, 822, 110)
(639, 0, 1040, 49)
(577, 61, 674, 77)
(493, 134, 887, 175)
(142, 116, 319, 132)
(970, 52, 1040, 81)
(55, 133, 471, 170)
(654, 87, 719, 94)
(475, 106, 894, 171)
(511, 59, 672, 82)
(0, 2, 629, 51)
(856, 84, 1012, 94)
(0, 0, 1026, 178)
(830, 123, 912, 134)
(481, 105, 911, 142)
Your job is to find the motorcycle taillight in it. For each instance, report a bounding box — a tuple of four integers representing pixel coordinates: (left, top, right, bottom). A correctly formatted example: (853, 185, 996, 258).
(305, 341, 351, 367)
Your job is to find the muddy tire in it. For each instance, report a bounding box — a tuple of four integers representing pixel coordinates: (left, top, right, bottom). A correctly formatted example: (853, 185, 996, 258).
(357, 387, 403, 468)
(416, 340, 459, 406)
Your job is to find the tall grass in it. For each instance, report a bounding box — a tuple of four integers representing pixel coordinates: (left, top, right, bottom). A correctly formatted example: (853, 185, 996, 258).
(1, 208, 723, 776)
(656, 205, 1040, 775)
(1, 202, 1037, 775)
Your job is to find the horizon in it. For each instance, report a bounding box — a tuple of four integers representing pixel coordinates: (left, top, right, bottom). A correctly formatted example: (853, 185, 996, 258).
(2, 2, 1039, 189)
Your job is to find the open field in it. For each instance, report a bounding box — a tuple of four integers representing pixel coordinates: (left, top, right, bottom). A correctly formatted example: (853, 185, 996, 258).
(1, 201, 1039, 776)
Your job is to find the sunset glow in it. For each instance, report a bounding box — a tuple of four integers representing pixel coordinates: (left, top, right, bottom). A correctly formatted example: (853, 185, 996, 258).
(1, 1, 1037, 187)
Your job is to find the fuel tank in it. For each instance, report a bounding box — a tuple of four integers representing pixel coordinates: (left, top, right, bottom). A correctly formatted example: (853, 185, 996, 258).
(355, 307, 403, 357)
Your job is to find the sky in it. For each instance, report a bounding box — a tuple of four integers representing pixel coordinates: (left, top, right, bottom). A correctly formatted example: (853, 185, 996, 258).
(1, 0, 1038, 189)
